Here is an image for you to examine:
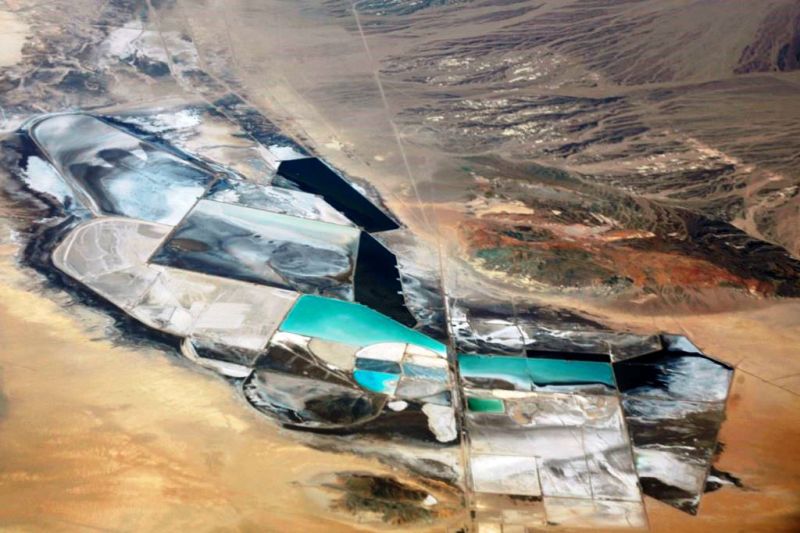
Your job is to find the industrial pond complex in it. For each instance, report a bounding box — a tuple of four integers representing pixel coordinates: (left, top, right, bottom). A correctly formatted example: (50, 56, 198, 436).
(9, 112, 734, 530)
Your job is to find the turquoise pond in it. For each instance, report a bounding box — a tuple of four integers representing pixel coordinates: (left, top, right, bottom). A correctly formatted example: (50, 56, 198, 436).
(458, 354, 615, 387)
(466, 396, 506, 413)
(353, 369, 400, 393)
(279, 295, 446, 354)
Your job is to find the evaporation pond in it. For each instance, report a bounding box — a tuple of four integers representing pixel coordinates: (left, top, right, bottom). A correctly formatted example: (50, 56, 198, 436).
(279, 295, 446, 354)
(459, 354, 615, 387)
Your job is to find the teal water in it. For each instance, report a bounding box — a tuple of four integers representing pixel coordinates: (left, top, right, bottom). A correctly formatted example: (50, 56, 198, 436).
(355, 358, 401, 374)
(353, 369, 400, 393)
(459, 355, 531, 389)
(279, 295, 446, 354)
(402, 363, 448, 382)
(467, 396, 505, 413)
(458, 354, 615, 388)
